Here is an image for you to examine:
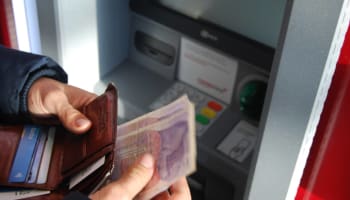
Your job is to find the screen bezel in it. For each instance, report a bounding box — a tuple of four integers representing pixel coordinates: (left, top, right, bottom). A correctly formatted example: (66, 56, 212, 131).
(130, 0, 275, 72)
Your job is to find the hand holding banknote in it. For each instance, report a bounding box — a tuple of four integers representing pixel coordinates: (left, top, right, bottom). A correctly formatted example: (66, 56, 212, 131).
(28, 78, 191, 200)
(112, 95, 196, 200)
(89, 154, 191, 200)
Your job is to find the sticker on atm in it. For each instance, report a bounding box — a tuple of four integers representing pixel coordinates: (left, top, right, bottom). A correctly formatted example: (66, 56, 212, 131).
(217, 120, 257, 162)
(178, 37, 238, 104)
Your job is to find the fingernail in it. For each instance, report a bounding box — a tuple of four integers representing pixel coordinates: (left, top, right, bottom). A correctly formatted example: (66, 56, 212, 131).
(140, 154, 154, 169)
(75, 118, 90, 127)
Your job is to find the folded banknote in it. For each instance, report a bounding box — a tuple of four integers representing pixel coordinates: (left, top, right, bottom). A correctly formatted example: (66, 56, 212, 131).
(112, 95, 196, 200)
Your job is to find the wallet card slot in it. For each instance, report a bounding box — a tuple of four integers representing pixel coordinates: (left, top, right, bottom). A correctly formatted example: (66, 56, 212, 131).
(0, 126, 24, 183)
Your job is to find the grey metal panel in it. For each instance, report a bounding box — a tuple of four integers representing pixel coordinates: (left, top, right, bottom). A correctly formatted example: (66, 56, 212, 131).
(25, 0, 42, 54)
(246, 0, 350, 200)
(37, 0, 131, 78)
(95, 60, 174, 121)
(36, 0, 60, 62)
(96, 0, 130, 77)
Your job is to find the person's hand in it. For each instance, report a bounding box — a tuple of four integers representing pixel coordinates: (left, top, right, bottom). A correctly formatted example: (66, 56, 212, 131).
(152, 177, 191, 200)
(28, 78, 192, 200)
(27, 77, 97, 134)
(90, 154, 191, 200)
(89, 154, 155, 200)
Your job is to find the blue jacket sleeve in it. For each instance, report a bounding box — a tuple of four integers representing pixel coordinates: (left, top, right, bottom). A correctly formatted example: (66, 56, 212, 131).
(0, 46, 67, 122)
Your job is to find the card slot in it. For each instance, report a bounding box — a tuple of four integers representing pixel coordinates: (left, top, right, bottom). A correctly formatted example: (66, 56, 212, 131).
(0, 126, 63, 190)
(24, 155, 115, 200)
(0, 137, 114, 191)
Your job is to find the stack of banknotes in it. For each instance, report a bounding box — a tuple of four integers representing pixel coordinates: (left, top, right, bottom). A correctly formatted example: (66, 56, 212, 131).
(112, 95, 196, 200)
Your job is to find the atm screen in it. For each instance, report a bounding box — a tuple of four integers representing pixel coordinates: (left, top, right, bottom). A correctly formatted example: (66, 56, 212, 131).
(156, 0, 287, 48)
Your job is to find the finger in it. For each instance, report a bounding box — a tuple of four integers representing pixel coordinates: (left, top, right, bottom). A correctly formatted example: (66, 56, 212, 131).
(56, 103, 92, 134)
(114, 154, 155, 199)
(89, 154, 155, 200)
(168, 177, 191, 200)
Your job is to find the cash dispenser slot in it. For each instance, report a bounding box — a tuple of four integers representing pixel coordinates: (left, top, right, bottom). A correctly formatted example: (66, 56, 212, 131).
(188, 165, 235, 200)
(134, 31, 175, 65)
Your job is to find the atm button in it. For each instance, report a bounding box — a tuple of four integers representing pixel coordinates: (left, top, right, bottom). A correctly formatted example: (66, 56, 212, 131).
(201, 107, 216, 119)
(196, 114, 210, 125)
(208, 101, 223, 112)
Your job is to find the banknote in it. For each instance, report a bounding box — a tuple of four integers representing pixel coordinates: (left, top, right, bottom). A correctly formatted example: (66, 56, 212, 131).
(112, 95, 196, 200)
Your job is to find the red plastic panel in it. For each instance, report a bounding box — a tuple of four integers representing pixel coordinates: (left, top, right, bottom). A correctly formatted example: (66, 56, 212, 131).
(0, 0, 12, 47)
(296, 23, 350, 200)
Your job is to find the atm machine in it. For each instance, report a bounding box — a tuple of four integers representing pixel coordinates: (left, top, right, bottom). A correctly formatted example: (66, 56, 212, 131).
(95, 0, 287, 199)
(33, 0, 349, 199)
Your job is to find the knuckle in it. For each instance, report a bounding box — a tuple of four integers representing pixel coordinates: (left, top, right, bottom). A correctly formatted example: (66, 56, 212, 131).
(128, 166, 146, 180)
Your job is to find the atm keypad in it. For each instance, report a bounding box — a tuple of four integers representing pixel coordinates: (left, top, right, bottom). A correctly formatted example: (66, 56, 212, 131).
(149, 82, 226, 137)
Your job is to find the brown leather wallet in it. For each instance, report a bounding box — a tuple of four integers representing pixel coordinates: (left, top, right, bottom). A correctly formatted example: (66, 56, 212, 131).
(0, 83, 117, 199)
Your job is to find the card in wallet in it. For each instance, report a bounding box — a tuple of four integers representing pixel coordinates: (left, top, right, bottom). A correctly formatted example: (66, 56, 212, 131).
(0, 83, 118, 199)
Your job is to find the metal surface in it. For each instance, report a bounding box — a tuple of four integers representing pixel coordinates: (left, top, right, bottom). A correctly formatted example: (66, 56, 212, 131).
(246, 0, 350, 199)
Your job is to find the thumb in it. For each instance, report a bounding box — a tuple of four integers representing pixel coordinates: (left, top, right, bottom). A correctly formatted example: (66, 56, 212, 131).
(90, 154, 154, 200)
(116, 154, 155, 197)
(56, 103, 92, 134)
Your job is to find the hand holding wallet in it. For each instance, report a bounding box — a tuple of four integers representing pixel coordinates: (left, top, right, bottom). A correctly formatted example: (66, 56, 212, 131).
(0, 83, 118, 199)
